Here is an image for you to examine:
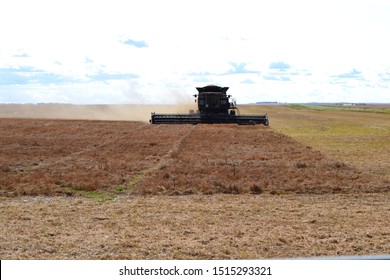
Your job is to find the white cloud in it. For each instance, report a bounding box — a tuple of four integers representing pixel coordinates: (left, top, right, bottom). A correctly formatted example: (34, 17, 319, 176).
(1, 0, 390, 104)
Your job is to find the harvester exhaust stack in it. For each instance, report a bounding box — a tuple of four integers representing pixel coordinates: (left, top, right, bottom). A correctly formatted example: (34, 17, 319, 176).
(150, 85, 269, 126)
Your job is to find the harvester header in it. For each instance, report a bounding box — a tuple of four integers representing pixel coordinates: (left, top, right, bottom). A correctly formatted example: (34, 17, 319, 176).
(150, 85, 269, 126)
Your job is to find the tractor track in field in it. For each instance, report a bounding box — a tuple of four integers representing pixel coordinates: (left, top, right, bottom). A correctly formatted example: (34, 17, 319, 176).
(149, 125, 196, 171)
(125, 125, 196, 192)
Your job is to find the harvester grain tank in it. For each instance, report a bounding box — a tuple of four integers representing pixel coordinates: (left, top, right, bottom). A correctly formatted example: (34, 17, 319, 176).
(150, 85, 269, 125)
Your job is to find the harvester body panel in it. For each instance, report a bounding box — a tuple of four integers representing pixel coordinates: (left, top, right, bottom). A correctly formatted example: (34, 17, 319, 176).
(150, 85, 269, 126)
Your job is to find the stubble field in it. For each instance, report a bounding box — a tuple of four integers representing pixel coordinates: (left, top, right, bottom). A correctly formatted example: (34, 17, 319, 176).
(1, 104, 390, 259)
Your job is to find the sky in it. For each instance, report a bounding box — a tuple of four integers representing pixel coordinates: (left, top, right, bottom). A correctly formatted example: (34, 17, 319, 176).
(1, 0, 390, 104)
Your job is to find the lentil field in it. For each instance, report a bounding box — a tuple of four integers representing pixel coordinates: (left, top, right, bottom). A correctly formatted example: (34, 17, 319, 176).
(1, 104, 389, 259)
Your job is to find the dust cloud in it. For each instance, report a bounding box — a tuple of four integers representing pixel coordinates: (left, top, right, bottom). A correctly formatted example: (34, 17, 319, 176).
(0, 103, 196, 122)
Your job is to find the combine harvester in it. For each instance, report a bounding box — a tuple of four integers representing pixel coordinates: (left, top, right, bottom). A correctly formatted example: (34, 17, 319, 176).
(150, 85, 269, 126)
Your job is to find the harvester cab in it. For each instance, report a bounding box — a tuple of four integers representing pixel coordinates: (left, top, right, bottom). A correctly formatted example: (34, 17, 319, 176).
(150, 85, 269, 126)
(194, 85, 236, 116)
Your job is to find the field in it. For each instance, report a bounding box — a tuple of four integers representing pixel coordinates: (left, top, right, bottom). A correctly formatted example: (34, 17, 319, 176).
(1, 104, 390, 259)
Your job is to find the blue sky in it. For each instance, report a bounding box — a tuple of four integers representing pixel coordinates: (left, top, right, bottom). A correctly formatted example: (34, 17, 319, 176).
(1, 0, 390, 104)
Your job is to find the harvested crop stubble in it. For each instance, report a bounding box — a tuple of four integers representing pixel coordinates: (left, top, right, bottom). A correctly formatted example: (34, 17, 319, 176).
(2, 193, 390, 259)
